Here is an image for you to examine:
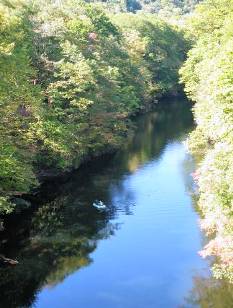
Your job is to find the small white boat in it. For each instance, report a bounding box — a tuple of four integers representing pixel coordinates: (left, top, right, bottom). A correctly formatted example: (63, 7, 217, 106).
(92, 200, 107, 210)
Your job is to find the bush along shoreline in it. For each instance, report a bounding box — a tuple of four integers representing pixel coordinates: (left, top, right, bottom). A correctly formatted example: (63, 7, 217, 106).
(180, 0, 233, 283)
(0, 0, 188, 215)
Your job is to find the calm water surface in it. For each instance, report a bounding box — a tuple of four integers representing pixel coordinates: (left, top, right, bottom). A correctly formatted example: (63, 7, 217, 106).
(1, 99, 232, 308)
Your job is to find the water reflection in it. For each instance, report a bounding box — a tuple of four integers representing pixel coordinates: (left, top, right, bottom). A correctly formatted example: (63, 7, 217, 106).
(181, 150, 233, 308)
(184, 275, 233, 308)
(1, 98, 230, 308)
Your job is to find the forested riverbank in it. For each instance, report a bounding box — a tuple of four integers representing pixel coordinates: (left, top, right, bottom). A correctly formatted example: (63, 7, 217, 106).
(180, 0, 233, 283)
(0, 0, 188, 215)
(1, 0, 233, 290)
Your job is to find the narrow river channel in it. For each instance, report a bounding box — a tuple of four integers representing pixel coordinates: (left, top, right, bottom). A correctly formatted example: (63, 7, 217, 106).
(1, 98, 231, 308)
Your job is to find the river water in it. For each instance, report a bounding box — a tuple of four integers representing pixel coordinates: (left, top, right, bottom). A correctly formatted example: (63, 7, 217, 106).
(1, 98, 231, 308)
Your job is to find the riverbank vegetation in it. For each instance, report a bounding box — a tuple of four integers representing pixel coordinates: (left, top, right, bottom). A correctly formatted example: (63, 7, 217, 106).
(1, 0, 233, 290)
(180, 0, 233, 282)
(89, 0, 201, 17)
(0, 0, 187, 214)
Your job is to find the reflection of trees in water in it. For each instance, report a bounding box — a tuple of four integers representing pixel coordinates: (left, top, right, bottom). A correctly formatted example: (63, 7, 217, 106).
(0, 195, 114, 307)
(0, 98, 194, 307)
(181, 152, 201, 216)
(184, 275, 233, 308)
(181, 144, 233, 308)
(118, 98, 194, 173)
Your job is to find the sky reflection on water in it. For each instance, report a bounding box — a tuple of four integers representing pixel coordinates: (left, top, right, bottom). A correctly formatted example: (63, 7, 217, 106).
(1, 99, 232, 308)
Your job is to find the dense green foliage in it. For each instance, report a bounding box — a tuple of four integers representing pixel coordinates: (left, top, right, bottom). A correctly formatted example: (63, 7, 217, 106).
(1, 0, 233, 288)
(133, 0, 200, 14)
(90, 0, 201, 15)
(180, 0, 233, 282)
(113, 13, 187, 94)
(0, 1, 41, 213)
(0, 0, 187, 214)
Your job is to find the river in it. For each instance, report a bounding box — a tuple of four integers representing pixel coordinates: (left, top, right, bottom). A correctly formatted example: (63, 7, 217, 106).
(0, 98, 232, 308)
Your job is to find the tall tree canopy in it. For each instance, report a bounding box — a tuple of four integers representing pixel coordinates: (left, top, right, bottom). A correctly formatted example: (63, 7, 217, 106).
(0, 0, 187, 214)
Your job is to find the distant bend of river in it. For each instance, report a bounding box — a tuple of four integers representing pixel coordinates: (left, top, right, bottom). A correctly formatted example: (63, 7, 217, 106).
(1, 98, 232, 308)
